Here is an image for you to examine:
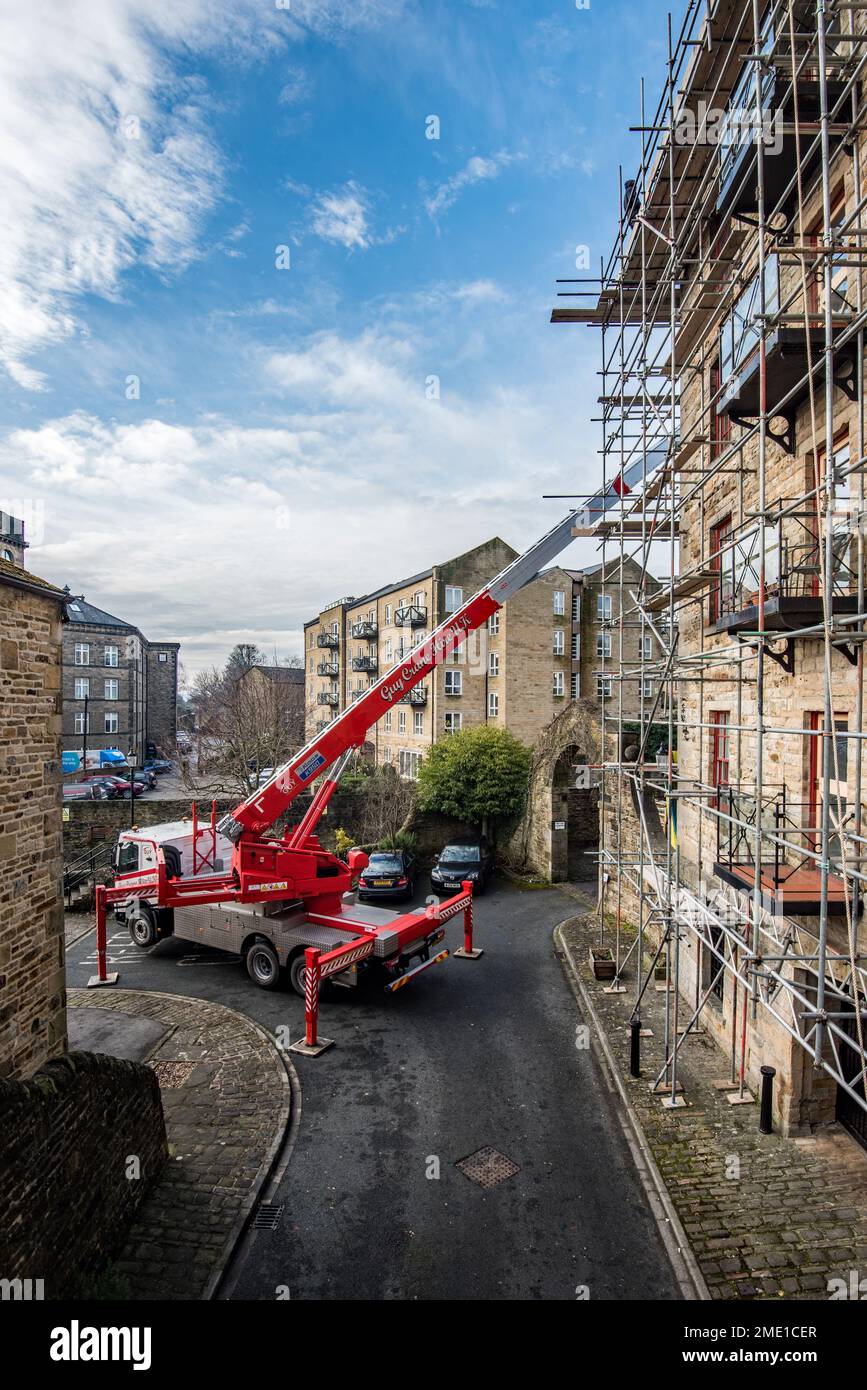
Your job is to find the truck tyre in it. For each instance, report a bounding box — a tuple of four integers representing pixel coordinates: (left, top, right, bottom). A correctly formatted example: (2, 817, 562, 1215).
(246, 940, 282, 991)
(129, 909, 157, 948)
(288, 949, 311, 999)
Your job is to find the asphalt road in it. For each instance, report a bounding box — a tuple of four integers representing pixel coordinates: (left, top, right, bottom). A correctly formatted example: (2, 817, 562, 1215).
(65, 882, 681, 1301)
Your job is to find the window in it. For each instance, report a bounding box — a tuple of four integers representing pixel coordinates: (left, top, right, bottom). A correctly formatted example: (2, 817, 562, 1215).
(398, 749, 422, 780)
(104, 712, 119, 734)
(597, 632, 612, 658)
(488, 612, 500, 635)
(571, 633, 579, 659)
(596, 675, 612, 699)
(553, 629, 565, 656)
(489, 651, 499, 677)
(553, 589, 565, 616)
(444, 711, 462, 734)
(445, 586, 463, 614)
(709, 514, 733, 622)
(385, 603, 392, 624)
(383, 746, 392, 764)
(158, 652, 168, 663)
(710, 357, 731, 460)
(74, 642, 89, 666)
(74, 677, 89, 699)
(710, 712, 730, 801)
(553, 671, 565, 698)
(104, 645, 119, 667)
(597, 594, 612, 621)
(385, 638, 393, 662)
(104, 679, 118, 700)
(74, 712, 89, 734)
(641, 677, 653, 700)
(413, 711, 424, 735)
(641, 632, 652, 659)
(384, 710, 392, 732)
(488, 692, 499, 718)
(807, 189, 850, 317)
(398, 710, 407, 734)
(444, 670, 462, 696)
(572, 592, 581, 622)
(570, 673, 580, 699)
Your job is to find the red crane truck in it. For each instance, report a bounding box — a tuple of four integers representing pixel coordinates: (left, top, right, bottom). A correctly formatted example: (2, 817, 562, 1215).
(95, 466, 658, 1052)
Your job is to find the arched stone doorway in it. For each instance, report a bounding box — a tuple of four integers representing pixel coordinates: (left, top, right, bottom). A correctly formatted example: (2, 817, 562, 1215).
(509, 699, 601, 883)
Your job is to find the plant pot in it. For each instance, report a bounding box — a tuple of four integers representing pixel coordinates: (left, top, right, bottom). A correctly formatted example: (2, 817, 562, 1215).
(590, 946, 616, 980)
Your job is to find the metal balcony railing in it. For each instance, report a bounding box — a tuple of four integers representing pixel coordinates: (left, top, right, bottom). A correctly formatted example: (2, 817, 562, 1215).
(352, 655, 378, 673)
(351, 620, 378, 639)
(394, 604, 427, 628)
(711, 504, 858, 624)
(317, 661, 339, 677)
(317, 691, 339, 707)
(398, 686, 428, 706)
(317, 633, 339, 649)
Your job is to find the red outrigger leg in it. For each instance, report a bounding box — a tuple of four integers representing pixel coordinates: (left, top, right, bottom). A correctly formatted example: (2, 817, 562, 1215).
(453, 880, 484, 960)
(87, 883, 119, 988)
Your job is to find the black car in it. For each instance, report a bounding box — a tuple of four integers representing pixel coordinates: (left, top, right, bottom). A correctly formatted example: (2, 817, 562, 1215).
(131, 770, 157, 790)
(143, 759, 172, 775)
(431, 838, 493, 895)
(357, 849, 418, 902)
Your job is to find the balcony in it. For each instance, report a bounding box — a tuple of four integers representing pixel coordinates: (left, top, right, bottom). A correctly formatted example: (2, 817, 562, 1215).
(351, 620, 378, 639)
(316, 661, 339, 677)
(713, 784, 850, 917)
(352, 655, 378, 673)
(709, 506, 859, 666)
(398, 686, 428, 706)
(716, 44, 848, 221)
(317, 691, 339, 707)
(716, 254, 855, 453)
(394, 604, 427, 628)
(317, 633, 339, 649)
(315, 718, 332, 733)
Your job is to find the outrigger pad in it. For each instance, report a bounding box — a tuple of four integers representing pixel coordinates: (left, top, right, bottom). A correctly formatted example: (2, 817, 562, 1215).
(288, 1036, 334, 1057)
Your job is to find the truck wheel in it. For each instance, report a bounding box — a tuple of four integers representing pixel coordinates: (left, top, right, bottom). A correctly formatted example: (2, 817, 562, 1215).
(288, 950, 313, 999)
(129, 911, 157, 948)
(246, 941, 282, 991)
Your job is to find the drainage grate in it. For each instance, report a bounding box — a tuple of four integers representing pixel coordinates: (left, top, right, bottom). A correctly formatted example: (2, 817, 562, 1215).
(254, 1203, 284, 1230)
(455, 1146, 521, 1189)
(149, 1060, 197, 1089)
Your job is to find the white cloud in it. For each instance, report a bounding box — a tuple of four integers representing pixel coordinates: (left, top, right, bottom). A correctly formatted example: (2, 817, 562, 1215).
(2, 327, 591, 672)
(309, 182, 373, 250)
(424, 151, 522, 221)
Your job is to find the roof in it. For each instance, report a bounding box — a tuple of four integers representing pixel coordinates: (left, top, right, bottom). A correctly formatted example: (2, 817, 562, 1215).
(249, 664, 304, 685)
(65, 597, 131, 628)
(0, 556, 68, 605)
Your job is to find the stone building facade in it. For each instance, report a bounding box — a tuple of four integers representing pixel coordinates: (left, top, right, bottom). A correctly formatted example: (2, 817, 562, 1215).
(304, 539, 664, 776)
(62, 597, 179, 761)
(0, 557, 68, 1080)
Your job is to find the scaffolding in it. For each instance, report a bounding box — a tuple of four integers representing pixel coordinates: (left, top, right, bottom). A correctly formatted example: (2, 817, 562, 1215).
(559, 0, 867, 1135)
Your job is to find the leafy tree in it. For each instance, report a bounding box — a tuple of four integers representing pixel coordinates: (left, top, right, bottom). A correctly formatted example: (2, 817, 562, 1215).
(416, 726, 531, 834)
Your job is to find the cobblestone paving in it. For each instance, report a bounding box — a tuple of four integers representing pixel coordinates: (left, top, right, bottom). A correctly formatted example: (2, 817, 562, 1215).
(68, 988, 291, 1299)
(559, 913, 867, 1301)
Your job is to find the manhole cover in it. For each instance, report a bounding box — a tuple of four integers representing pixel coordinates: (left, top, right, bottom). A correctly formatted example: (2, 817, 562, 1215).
(455, 1146, 520, 1189)
(254, 1203, 284, 1230)
(149, 1060, 197, 1089)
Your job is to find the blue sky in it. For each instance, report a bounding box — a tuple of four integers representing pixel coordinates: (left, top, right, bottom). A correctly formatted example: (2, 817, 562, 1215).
(0, 0, 671, 675)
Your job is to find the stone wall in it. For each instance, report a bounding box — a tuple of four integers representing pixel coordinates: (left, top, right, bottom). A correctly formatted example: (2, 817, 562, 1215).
(145, 643, 179, 753)
(0, 577, 67, 1080)
(0, 1050, 167, 1297)
(509, 699, 602, 881)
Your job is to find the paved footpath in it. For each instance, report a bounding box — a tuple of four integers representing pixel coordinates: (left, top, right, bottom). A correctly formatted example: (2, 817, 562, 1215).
(68, 988, 291, 1299)
(558, 912, 867, 1301)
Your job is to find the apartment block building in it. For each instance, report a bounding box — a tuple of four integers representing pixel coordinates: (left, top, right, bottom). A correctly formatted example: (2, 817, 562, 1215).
(62, 597, 179, 761)
(304, 539, 664, 774)
(571, 0, 867, 1138)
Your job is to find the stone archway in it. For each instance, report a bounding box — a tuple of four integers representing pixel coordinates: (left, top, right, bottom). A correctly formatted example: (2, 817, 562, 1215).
(509, 700, 601, 883)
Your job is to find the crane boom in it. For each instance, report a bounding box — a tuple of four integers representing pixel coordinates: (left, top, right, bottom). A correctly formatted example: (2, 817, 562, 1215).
(218, 494, 636, 842)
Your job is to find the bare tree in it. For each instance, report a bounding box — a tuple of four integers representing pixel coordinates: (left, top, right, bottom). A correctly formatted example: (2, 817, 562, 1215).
(187, 661, 304, 797)
(357, 764, 415, 848)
